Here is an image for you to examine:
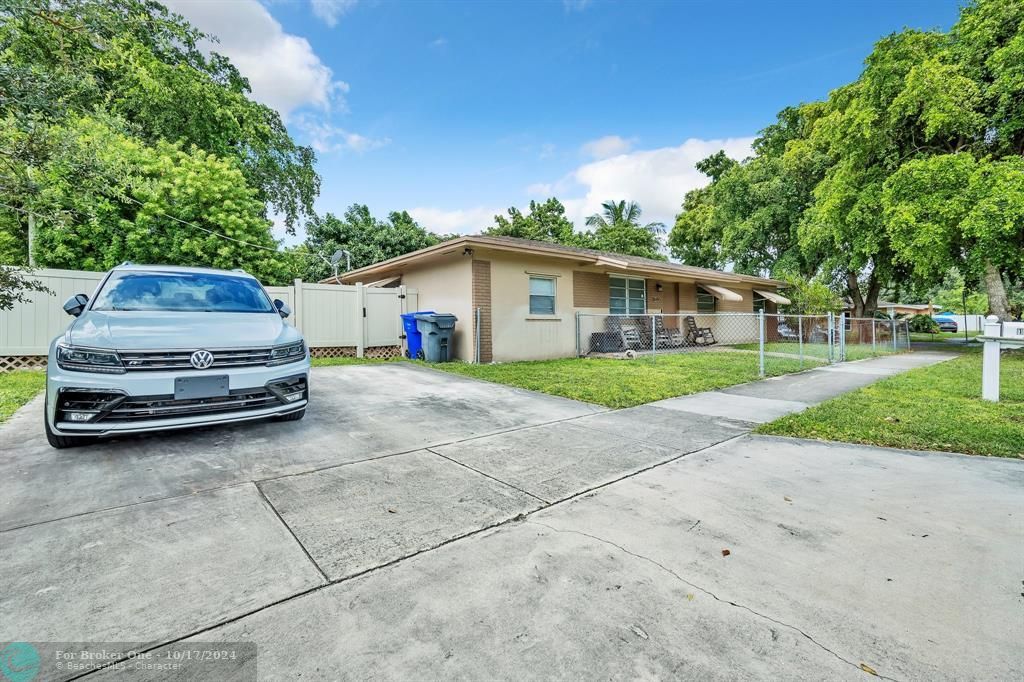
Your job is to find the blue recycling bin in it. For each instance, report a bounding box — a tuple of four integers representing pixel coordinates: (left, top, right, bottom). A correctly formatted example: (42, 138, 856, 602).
(401, 310, 435, 359)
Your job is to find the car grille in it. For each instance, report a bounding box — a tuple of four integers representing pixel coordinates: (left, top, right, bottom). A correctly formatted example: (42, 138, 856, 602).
(118, 348, 273, 371)
(57, 376, 307, 424)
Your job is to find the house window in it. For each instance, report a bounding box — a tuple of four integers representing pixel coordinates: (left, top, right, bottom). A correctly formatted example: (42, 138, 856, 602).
(696, 291, 716, 314)
(753, 295, 767, 314)
(609, 276, 645, 315)
(529, 276, 556, 315)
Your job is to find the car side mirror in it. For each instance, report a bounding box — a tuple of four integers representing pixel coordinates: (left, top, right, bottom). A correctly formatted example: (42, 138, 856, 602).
(274, 299, 291, 318)
(63, 293, 89, 317)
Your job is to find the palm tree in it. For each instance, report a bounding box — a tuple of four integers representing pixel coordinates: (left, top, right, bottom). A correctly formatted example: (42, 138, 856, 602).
(585, 200, 665, 233)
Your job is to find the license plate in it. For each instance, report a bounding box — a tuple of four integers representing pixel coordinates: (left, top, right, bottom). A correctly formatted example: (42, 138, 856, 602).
(175, 375, 229, 400)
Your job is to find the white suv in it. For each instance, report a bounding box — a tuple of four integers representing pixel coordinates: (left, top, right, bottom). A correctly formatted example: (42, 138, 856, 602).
(45, 264, 310, 448)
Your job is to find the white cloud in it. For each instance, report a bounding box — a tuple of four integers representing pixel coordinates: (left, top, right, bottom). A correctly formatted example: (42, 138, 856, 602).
(310, 0, 358, 27)
(292, 115, 390, 154)
(407, 206, 502, 235)
(580, 135, 635, 160)
(429, 37, 448, 48)
(529, 137, 755, 228)
(164, 0, 347, 117)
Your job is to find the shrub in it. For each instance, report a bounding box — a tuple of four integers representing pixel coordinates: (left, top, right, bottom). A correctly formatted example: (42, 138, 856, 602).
(909, 314, 940, 333)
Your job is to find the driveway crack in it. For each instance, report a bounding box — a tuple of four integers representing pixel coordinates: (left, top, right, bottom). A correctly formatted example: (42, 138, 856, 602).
(526, 520, 899, 682)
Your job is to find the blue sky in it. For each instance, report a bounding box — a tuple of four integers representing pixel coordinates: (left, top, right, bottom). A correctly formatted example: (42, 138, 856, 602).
(166, 0, 962, 242)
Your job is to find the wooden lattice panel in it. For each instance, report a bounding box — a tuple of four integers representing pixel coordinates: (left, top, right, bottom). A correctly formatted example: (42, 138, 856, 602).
(309, 345, 403, 360)
(310, 346, 358, 359)
(365, 345, 403, 360)
(0, 355, 47, 372)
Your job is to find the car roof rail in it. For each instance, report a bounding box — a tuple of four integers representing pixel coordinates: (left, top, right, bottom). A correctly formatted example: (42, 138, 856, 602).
(118, 261, 133, 267)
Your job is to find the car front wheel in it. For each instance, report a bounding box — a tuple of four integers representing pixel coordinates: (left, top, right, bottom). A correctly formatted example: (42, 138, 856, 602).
(44, 407, 94, 449)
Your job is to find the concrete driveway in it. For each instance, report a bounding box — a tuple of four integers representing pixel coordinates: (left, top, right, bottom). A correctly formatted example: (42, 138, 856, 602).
(1, 357, 1021, 680)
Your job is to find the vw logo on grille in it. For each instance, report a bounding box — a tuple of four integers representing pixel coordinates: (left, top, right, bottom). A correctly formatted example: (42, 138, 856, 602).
(189, 349, 215, 369)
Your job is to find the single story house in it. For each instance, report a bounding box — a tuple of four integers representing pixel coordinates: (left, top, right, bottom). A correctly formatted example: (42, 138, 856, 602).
(841, 301, 942, 318)
(331, 235, 790, 362)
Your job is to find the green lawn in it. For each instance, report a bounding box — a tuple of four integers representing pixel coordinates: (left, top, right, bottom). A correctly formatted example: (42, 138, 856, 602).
(0, 370, 46, 423)
(732, 342, 904, 361)
(431, 352, 810, 408)
(909, 330, 981, 342)
(757, 351, 1024, 457)
(311, 356, 400, 367)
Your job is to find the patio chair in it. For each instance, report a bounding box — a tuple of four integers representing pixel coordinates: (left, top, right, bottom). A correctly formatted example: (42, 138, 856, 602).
(654, 316, 684, 347)
(684, 316, 716, 346)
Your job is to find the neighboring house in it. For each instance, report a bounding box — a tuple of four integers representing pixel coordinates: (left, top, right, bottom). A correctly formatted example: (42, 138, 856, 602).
(842, 301, 942, 318)
(331, 235, 790, 362)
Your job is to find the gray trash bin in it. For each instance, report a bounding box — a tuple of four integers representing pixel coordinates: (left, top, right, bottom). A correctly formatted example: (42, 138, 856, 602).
(414, 313, 458, 362)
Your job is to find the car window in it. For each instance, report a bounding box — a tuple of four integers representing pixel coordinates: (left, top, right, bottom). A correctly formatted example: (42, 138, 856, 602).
(92, 272, 275, 313)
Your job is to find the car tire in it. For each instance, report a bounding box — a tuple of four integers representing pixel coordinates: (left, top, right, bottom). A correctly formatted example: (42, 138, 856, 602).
(276, 408, 305, 422)
(44, 402, 93, 449)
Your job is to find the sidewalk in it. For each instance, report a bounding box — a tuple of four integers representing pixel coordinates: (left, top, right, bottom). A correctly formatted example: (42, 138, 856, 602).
(647, 351, 955, 423)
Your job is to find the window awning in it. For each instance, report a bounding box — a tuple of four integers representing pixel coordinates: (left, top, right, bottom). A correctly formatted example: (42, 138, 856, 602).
(698, 283, 744, 302)
(753, 288, 791, 305)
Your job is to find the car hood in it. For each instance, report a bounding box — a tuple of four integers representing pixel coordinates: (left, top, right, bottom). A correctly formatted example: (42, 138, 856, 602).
(68, 311, 301, 350)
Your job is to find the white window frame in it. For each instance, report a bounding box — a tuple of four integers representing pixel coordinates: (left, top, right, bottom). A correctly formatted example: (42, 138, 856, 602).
(528, 275, 557, 316)
(609, 276, 646, 315)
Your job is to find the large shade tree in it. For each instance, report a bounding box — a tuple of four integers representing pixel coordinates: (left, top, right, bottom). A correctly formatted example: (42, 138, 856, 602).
(0, 0, 320, 284)
(669, 0, 1024, 318)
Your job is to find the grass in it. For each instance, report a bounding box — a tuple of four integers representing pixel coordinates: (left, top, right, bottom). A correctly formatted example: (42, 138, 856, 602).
(0, 370, 46, 423)
(311, 356, 400, 367)
(732, 342, 904, 361)
(909, 330, 981, 342)
(431, 352, 810, 408)
(757, 351, 1024, 457)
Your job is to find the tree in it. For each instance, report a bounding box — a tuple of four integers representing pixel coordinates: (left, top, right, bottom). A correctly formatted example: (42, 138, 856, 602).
(303, 205, 447, 281)
(0, 267, 51, 311)
(883, 155, 1023, 318)
(777, 273, 843, 315)
(485, 198, 579, 244)
(585, 199, 664, 233)
(27, 117, 291, 283)
(584, 199, 667, 261)
(668, 0, 1024, 317)
(668, 108, 827, 278)
(0, 0, 319, 232)
(484, 197, 667, 260)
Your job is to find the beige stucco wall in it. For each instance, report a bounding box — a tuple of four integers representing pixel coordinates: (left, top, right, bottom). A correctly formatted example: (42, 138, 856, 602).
(478, 249, 587, 362)
(373, 248, 772, 362)
(396, 252, 474, 361)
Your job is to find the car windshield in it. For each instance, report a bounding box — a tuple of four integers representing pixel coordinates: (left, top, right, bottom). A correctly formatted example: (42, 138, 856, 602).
(92, 272, 275, 313)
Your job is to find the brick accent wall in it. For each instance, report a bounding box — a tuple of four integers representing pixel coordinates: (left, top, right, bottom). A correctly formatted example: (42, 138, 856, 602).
(573, 271, 608, 308)
(472, 260, 493, 363)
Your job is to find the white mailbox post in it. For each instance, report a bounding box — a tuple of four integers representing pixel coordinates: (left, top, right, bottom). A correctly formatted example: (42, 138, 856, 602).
(979, 315, 1024, 402)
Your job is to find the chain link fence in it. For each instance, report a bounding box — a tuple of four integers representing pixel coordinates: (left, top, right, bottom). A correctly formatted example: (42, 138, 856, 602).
(576, 312, 910, 377)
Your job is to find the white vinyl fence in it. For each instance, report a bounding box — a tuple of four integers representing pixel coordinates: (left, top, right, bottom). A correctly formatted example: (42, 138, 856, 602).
(0, 268, 417, 369)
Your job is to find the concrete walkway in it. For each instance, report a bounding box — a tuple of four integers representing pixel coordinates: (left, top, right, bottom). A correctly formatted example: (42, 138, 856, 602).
(5, 350, 1019, 681)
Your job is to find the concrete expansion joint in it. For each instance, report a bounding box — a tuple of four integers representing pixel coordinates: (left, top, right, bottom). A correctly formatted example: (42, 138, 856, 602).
(525, 520, 901, 682)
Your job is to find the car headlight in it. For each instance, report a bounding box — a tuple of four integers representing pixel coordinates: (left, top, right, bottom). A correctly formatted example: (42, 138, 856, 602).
(268, 341, 306, 366)
(56, 343, 125, 374)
